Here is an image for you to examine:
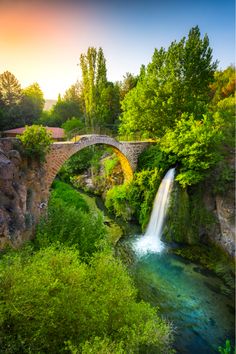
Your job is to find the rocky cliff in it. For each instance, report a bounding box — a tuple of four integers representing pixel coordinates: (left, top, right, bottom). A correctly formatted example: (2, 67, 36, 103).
(0, 138, 47, 248)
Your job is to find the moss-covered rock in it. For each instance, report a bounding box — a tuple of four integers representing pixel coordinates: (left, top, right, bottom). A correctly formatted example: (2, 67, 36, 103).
(163, 182, 216, 245)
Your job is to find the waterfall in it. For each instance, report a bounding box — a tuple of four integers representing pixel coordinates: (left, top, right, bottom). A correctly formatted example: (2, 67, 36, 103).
(133, 168, 175, 255)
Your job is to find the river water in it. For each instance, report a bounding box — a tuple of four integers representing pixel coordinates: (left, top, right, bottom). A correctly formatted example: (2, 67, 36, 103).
(128, 245, 235, 353)
(92, 189, 235, 353)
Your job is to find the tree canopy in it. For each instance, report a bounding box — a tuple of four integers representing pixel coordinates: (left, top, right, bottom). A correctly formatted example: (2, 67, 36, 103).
(80, 47, 120, 129)
(0, 246, 173, 353)
(119, 26, 217, 137)
(21, 83, 45, 125)
(0, 72, 45, 130)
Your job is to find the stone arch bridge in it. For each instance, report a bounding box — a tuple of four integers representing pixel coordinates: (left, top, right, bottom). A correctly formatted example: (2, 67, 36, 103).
(0, 135, 150, 247)
(44, 135, 150, 195)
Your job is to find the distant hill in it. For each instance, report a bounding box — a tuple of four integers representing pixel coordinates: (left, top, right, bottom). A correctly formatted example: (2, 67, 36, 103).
(44, 99, 57, 111)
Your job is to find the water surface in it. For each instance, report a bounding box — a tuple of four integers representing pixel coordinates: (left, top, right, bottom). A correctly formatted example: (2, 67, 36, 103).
(129, 247, 235, 353)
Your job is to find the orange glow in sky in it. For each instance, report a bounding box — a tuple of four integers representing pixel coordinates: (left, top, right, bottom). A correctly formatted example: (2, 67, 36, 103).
(0, 1, 104, 98)
(0, 0, 234, 99)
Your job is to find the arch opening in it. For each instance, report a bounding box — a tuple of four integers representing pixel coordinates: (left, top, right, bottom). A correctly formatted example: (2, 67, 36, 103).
(43, 137, 134, 198)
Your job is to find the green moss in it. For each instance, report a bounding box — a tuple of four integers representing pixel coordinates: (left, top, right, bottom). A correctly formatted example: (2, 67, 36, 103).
(164, 182, 215, 245)
(164, 185, 192, 243)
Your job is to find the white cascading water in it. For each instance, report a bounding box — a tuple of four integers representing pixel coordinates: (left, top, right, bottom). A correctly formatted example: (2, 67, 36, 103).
(133, 168, 175, 255)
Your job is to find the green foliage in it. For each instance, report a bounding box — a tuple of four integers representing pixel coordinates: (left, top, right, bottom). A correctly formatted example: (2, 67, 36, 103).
(105, 169, 162, 229)
(160, 114, 223, 187)
(118, 72, 138, 101)
(129, 169, 162, 228)
(0, 247, 173, 353)
(208, 66, 235, 149)
(59, 147, 94, 182)
(104, 155, 119, 176)
(218, 340, 235, 354)
(51, 97, 82, 127)
(58, 146, 107, 184)
(51, 180, 89, 211)
(164, 183, 215, 244)
(164, 185, 192, 243)
(62, 117, 84, 135)
(0, 72, 46, 130)
(105, 184, 132, 220)
(35, 182, 105, 256)
(21, 83, 45, 125)
(212, 94, 235, 149)
(119, 26, 217, 137)
(0, 70, 22, 107)
(39, 88, 83, 127)
(138, 143, 171, 172)
(66, 337, 126, 354)
(17, 124, 53, 162)
(210, 66, 235, 105)
(80, 47, 119, 128)
(211, 161, 235, 195)
(0, 71, 23, 129)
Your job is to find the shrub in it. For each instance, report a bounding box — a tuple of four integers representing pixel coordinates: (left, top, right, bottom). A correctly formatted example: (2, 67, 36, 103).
(17, 124, 53, 162)
(105, 169, 162, 229)
(62, 117, 84, 136)
(0, 247, 173, 353)
(51, 180, 89, 212)
(104, 155, 119, 177)
(35, 190, 105, 257)
(105, 183, 132, 220)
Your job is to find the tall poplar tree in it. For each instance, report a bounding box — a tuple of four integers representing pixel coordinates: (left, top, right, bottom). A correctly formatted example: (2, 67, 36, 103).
(79, 47, 118, 129)
(80, 47, 98, 128)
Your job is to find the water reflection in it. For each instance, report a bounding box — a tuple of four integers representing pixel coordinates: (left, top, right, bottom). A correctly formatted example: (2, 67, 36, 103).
(130, 249, 235, 353)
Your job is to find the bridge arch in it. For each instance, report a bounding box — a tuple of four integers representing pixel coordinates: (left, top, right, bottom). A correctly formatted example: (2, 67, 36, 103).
(43, 135, 135, 196)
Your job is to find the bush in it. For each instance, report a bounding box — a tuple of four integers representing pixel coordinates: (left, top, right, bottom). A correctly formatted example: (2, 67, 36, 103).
(35, 184, 106, 257)
(105, 169, 162, 229)
(51, 180, 89, 212)
(17, 124, 53, 162)
(129, 168, 162, 229)
(105, 183, 132, 220)
(104, 155, 119, 177)
(0, 247, 173, 353)
(138, 143, 171, 172)
(62, 117, 84, 136)
(160, 114, 223, 188)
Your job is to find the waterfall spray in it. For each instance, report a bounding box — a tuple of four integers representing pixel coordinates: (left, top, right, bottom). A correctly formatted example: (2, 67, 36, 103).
(134, 168, 175, 255)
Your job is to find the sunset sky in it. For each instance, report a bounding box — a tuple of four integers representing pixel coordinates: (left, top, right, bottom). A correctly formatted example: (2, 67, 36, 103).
(0, 0, 234, 99)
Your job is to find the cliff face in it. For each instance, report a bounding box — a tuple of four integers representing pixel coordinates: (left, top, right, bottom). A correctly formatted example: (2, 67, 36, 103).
(0, 138, 47, 248)
(214, 191, 235, 257)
